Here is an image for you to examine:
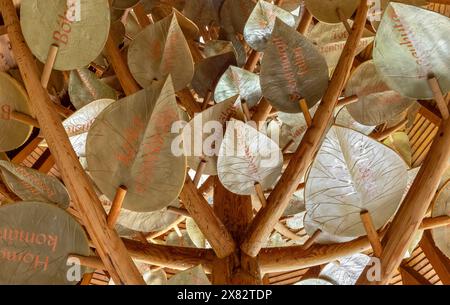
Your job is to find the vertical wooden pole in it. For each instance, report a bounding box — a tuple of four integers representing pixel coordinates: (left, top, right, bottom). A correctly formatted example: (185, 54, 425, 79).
(212, 178, 262, 285)
(0, 0, 144, 284)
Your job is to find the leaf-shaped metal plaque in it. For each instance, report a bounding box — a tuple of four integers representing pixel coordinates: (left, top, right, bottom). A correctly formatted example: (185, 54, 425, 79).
(86, 76, 187, 212)
(204, 40, 236, 58)
(183, 0, 220, 27)
(294, 278, 333, 285)
(0, 72, 33, 152)
(335, 107, 376, 136)
(260, 19, 329, 113)
(167, 265, 211, 285)
(305, 126, 408, 237)
(0, 161, 70, 209)
(217, 120, 283, 195)
(244, 0, 296, 52)
(214, 66, 262, 107)
(307, 21, 374, 74)
(0, 201, 90, 284)
(369, 0, 428, 30)
(431, 176, 450, 259)
(183, 95, 242, 176)
(21, 0, 111, 71)
(373, 3, 450, 99)
(305, 0, 360, 23)
(144, 269, 168, 285)
(186, 217, 207, 248)
(303, 212, 354, 244)
(192, 52, 237, 98)
(128, 13, 194, 91)
(116, 207, 179, 233)
(166, 230, 196, 248)
(63, 99, 115, 157)
(319, 253, 371, 285)
(220, 0, 257, 35)
(383, 132, 412, 167)
(345, 60, 415, 126)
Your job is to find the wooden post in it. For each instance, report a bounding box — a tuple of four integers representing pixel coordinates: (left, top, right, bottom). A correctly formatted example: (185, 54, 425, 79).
(41, 44, 58, 89)
(302, 229, 321, 250)
(212, 178, 262, 284)
(299, 99, 312, 127)
(420, 215, 450, 230)
(104, 32, 140, 96)
(133, 2, 151, 28)
(336, 95, 358, 108)
(296, 9, 313, 34)
(399, 265, 432, 285)
(201, 90, 212, 110)
(244, 50, 261, 73)
(0, 0, 145, 284)
(337, 8, 352, 35)
(10, 111, 40, 128)
(360, 210, 383, 257)
(370, 119, 407, 141)
(179, 176, 236, 258)
(240, 0, 369, 257)
(427, 75, 449, 120)
(193, 159, 207, 186)
(107, 185, 127, 229)
(357, 109, 450, 285)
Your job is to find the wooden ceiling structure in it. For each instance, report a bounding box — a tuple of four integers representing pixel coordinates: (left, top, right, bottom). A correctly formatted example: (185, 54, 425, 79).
(0, 0, 449, 285)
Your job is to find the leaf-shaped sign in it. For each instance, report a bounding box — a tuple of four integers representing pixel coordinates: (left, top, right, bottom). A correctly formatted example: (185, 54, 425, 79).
(0, 161, 70, 209)
(244, 0, 296, 52)
(217, 120, 283, 195)
(186, 217, 207, 248)
(116, 207, 179, 233)
(383, 132, 412, 167)
(62, 99, 115, 157)
(220, 0, 257, 35)
(303, 212, 354, 244)
(305, 0, 360, 23)
(373, 3, 450, 99)
(204, 40, 236, 59)
(167, 265, 211, 285)
(319, 253, 371, 285)
(294, 278, 333, 285)
(86, 76, 187, 212)
(369, 0, 428, 30)
(128, 13, 194, 91)
(345, 60, 415, 126)
(166, 230, 196, 248)
(214, 66, 262, 107)
(144, 269, 168, 285)
(260, 19, 329, 113)
(182, 95, 242, 176)
(191, 52, 237, 98)
(307, 21, 374, 74)
(431, 177, 450, 259)
(183, 0, 220, 27)
(0, 201, 90, 284)
(305, 126, 408, 237)
(335, 106, 376, 136)
(0, 72, 33, 152)
(21, 0, 111, 71)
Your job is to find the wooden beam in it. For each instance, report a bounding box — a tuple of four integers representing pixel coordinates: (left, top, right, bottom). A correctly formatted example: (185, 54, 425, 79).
(0, 0, 144, 284)
(258, 234, 373, 273)
(357, 112, 450, 285)
(211, 178, 262, 285)
(240, 0, 369, 257)
(419, 230, 450, 285)
(179, 176, 236, 258)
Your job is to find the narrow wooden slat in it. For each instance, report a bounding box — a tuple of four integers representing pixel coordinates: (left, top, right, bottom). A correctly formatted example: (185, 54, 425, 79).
(419, 231, 450, 284)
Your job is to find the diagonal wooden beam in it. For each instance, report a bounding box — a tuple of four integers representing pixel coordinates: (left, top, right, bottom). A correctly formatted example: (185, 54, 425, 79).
(0, 0, 144, 284)
(357, 116, 450, 285)
(240, 0, 370, 257)
(419, 230, 450, 284)
(178, 176, 236, 258)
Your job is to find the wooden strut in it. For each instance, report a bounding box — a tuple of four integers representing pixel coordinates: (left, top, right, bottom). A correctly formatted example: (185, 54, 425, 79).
(178, 176, 236, 258)
(107, 185, 128, 229)
(299, 99, 312, 127)
(302, 229, 321, 250)
(133, 2, 152, 28)
(337, 8, 352, 35)
(357, 99, 450, 285)
(241, 100, 252, 122)
(0, 0, 145, 284)
(427, 74, 449, 120)
(193, 159, 207, 186)
(240, 1, 369, 258)
(360, 210, 383, 257)
(41, 44, 59, 89)
(201, 90, 213, 110)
